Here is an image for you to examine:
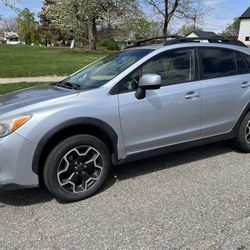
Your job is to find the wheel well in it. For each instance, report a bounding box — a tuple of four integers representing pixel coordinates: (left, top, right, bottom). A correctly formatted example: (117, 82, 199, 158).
(36, 124, 115, 186)
(232, 104, 250, 135)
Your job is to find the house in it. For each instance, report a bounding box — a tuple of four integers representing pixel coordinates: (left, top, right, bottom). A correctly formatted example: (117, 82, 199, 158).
(238, 6, 250, 47)
(3, 31, 21, 45)
(185, 31, 218, 38)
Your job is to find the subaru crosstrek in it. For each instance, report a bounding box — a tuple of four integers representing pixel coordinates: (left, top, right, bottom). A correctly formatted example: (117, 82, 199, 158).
(1, 37, 250, 202)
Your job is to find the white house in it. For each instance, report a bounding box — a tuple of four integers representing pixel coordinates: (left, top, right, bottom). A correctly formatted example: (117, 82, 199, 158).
(239, 6, 250, 47)
(0, 31, 21, 45)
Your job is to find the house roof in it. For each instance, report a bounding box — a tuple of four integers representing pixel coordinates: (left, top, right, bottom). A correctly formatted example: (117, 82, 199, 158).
(186, 31, 218, 38)
(240, 7, 250, 19)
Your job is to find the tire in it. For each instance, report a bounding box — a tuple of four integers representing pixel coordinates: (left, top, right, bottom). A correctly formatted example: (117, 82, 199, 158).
(43, 135, 111, 202)
(234, 112, 250, 153)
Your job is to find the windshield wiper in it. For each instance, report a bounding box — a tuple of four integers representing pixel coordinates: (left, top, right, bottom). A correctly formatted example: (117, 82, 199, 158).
(52, 82, 81, 90)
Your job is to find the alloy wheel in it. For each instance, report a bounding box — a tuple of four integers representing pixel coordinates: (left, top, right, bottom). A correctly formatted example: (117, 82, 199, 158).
(245, 120, 250, 144)
(57, 146, 103, 193)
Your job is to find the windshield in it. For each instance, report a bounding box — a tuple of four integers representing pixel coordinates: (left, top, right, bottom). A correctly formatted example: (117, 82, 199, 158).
(59, 49, 153, 90)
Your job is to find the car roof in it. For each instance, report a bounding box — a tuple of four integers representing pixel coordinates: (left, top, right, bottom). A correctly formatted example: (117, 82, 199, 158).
(126, 44, 163, 50)
(125, 42, 250, 55)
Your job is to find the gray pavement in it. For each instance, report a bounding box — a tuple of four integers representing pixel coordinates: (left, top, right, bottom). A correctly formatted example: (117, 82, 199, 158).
(1, 142, 250, 249)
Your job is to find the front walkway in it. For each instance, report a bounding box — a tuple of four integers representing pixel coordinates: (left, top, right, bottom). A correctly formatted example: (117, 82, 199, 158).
(0, 76, 67, 84)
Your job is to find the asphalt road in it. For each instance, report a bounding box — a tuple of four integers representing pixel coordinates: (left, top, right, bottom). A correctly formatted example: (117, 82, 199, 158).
(1, 142, 250, 250)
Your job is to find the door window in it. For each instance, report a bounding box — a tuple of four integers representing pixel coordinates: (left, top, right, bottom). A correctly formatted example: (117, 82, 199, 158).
(235, 52, 249, 75)
(120, 48, 196, 93)
(246, 55, 250, 72)
(200, 48, 237, 80)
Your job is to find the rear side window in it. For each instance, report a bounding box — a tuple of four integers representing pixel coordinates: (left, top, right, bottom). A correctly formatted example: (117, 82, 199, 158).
(235, 52, 249, 75)
(200, 48, 237, 80)
(246, 56, 250, 71)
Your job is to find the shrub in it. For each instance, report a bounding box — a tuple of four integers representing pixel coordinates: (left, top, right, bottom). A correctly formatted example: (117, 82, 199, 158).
(101, 38, 119, 51)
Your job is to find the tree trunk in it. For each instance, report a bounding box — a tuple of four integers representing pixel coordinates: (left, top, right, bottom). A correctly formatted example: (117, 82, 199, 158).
(163, 16, 168, 36)
(88, 18, 97, 50)
(163, 0, 169, 36)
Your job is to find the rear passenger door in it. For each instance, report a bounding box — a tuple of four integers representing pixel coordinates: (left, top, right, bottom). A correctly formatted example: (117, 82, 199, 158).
(199, 47, 250, 137)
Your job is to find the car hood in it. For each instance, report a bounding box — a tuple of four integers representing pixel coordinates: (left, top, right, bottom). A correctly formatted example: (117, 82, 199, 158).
(0, 85, 78, 115)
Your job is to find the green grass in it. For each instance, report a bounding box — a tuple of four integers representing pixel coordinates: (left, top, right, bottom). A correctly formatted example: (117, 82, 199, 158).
(0, 45, 107, 78)
(0, 82, 48, 95)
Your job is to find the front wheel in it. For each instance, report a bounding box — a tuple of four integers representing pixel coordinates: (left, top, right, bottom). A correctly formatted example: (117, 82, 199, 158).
(43, 135, 111, 202)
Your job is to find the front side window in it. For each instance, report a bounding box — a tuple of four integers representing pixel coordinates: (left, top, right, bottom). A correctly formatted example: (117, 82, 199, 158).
(60, 49, 153, 90)
(200, 48, 237, 80)
(120, 48, 196, 93)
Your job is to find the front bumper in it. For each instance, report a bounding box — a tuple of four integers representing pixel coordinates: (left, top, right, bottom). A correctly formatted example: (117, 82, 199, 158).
(0, 132, 39, 191)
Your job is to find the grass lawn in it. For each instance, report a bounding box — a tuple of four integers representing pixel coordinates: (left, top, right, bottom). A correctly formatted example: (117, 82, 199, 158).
(0, 82, 48, 95)
(0, 45, 107, 78)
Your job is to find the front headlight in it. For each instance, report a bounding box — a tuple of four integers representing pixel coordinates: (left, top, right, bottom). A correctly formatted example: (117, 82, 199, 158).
(0, 115, 32, 138)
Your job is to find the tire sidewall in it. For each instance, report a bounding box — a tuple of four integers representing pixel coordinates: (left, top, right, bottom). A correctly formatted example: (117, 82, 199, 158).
(236, 112, 250, 152)
(43, 135, 111, 202)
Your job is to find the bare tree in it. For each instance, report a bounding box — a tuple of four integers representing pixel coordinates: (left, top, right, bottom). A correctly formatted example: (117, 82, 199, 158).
(0, 17, 17, 31)
(0, 0, 18, 10)
(143, 0, 206, 35)
(0, 0, 19, 20)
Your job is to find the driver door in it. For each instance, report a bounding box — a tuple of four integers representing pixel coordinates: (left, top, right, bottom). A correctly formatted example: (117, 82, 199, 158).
(117, 48, 202, 154)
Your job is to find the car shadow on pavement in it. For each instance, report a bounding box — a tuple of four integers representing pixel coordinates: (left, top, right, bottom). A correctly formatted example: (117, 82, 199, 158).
(0, 187, 53, 207)
(111, 141, 239, 182)
(0, 142, 240, 207)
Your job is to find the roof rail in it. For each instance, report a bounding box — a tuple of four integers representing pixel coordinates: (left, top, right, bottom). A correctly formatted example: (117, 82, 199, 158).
(164, 36, 247, 48)
(124, 35, 183, 49)
(134, 35, 183, 46)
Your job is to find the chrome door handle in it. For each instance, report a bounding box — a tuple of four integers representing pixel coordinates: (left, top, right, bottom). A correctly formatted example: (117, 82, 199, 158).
(241, 81, 250, 88)
(185, 92, 200, 99)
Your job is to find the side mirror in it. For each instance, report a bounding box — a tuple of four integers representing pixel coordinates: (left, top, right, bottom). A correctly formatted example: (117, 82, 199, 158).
(135, 74, 161, 100)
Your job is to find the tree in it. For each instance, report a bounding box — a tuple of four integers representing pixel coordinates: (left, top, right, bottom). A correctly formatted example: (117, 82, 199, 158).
(143, 0, 206, 36)
(220, 18, 240, 37)
(39, 0, 71, 46)
(0, 17, 17, 31)
(0, 0, 19, 20)
(128, 17, 152, 39)
(41, 0, 140, 50)
(116, 16, 152, 40)
(0, 0, 17, 9)
(178, 24, 202, 36)
(16, 8, 40, 45)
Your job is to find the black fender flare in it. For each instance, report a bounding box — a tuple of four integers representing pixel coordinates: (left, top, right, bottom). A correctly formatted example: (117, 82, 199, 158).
(32, 117, 118, 175)
(232, 102, 250, 135)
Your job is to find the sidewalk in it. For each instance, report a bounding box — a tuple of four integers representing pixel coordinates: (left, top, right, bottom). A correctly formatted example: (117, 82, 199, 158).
(0, 76, 67, 84)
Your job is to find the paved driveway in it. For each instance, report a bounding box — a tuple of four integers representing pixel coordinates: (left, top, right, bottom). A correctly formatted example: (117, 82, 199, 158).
(0, 142, 250, 250)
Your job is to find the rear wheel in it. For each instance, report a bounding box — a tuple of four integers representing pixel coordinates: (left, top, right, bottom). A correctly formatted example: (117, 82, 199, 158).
(234, 112, 250, 153)
(43, 135, 111, 202)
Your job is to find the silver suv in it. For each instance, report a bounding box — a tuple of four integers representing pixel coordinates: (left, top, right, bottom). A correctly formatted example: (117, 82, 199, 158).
(1, 37, 250, 202)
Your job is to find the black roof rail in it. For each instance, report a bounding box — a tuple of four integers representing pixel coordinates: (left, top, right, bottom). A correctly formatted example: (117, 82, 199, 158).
(134, 35, 183, 47)
(124, 35, 183, 49)
(164, 36, 247, 48)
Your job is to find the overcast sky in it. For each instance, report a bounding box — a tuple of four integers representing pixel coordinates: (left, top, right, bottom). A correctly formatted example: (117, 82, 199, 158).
(0, 0, 249, 33)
